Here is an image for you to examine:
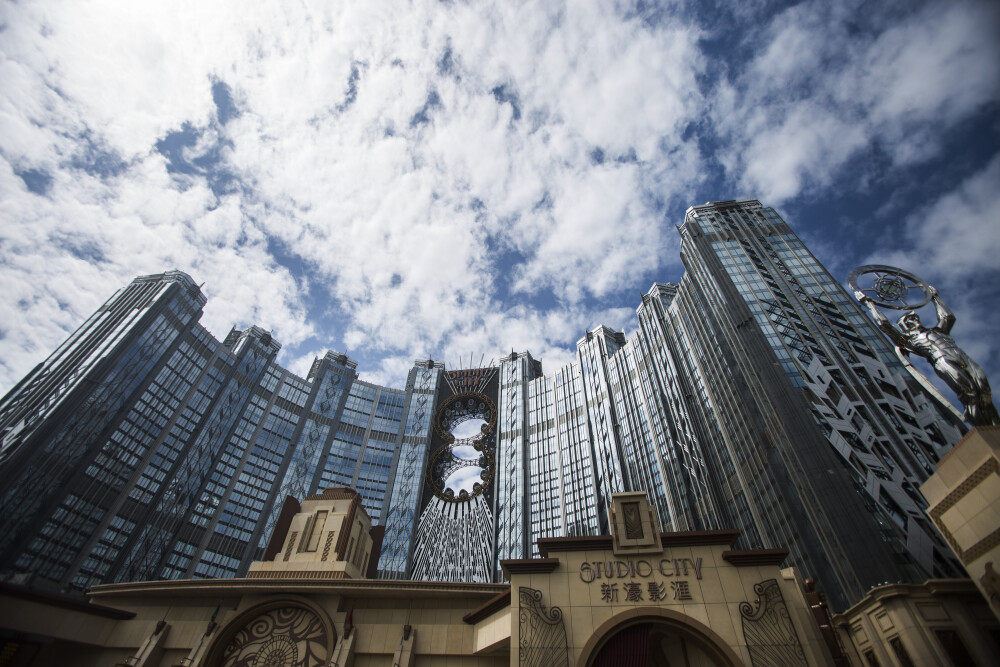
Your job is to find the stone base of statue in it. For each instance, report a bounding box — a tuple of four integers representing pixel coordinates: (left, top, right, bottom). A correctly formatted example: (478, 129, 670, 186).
(920, 426, 1000, 621)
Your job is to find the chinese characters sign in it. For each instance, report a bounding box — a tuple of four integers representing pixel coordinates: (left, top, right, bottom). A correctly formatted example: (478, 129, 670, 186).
(582, 557, 701, 603)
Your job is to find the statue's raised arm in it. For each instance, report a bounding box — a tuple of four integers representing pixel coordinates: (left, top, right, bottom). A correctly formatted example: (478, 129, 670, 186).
(927, 285, 955, 335)
(854, 289, 910, 350)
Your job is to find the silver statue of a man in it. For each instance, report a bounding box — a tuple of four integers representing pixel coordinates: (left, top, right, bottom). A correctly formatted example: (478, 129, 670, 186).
(855, 286, 999, 427)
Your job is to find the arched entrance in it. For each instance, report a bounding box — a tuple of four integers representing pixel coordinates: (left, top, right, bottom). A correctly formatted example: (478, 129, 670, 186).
(203, 596, 336, 667)
(578, 608, 742, 667)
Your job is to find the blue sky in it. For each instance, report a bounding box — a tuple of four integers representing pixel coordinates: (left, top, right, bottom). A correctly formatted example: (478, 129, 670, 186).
(0, 0, 998, 399)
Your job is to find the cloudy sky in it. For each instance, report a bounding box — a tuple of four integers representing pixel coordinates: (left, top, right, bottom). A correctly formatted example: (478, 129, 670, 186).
(1, 0, 998, 400)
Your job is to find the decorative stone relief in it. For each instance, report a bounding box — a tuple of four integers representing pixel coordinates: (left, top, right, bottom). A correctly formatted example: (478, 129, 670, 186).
(220, 606, 328, 667)
(321, 531, 335, 561)
(739, 579, 808, 667)
(283, 531, 298, 562)
(518, 586, 568, 667)
(623, 501, 643, 539)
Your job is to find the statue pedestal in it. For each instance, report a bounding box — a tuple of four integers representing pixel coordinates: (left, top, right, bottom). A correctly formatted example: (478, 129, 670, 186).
(921, 426, 1000, 620)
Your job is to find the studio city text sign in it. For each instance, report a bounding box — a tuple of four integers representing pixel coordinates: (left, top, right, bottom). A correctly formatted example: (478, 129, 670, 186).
(579, 557, 703, 583)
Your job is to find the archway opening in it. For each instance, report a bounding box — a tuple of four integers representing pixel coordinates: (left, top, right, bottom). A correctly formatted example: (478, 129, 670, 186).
(589, 620, 734, 667)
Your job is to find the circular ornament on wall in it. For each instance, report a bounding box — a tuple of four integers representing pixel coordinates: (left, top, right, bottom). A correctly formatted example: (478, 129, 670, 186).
(219, 605, 327, 667)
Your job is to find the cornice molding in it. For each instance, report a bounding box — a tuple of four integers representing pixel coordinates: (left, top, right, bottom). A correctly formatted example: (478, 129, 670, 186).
(0, 582, 135, 619)
(463, 589, 512, 625)
(720, 548, 789, 566)
(88, 577, 508, 601)
(499, 558, 561, 577)
(537, 529, 741, 557)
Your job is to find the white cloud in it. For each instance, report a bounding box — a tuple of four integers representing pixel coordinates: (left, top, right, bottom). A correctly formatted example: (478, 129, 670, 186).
(738, 105, 869, 202)
(0, 0, 996, 397)
(716, 0, 1000, 203)
(866, 155, 1000, 282)
(902, 156, 1000, 276)
(0, 0, 711, 393)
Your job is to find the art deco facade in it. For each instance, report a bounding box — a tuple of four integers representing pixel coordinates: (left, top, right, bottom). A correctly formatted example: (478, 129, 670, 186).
(0, 201, 967, 610)
(4, 489, 996, 666)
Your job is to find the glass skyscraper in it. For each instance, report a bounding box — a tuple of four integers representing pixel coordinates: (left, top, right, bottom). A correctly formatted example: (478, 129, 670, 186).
(0, 201, 966, 610)
(652, 200, 965, 607)
(0, 272, 410, 591)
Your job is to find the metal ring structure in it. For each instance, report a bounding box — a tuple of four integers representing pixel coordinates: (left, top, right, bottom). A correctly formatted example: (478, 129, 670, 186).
(426, 391, 497, 503)
(847, 264, 931, 311)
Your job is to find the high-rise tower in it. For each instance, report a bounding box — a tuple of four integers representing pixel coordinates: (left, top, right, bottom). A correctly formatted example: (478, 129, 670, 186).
(649, 199, 965, 605)
(0, 271, 213, 587)
(0, 203, 968, 610)
(0, 273, 431, 592)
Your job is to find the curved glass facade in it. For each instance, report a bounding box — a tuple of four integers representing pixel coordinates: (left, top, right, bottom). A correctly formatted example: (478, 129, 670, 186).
(0, 204, 968, 608)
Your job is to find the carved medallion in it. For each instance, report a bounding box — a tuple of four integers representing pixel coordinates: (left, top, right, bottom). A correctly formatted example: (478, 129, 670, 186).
(220, 606, 328, 667)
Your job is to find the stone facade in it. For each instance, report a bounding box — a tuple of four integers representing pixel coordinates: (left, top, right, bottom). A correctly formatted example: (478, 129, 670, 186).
(498, 493, 837, 666)
(0, 490, 995, 666)
(920, 425, 1000, 621)
(249, 488, 378, 581)
(832, 579, 998, 666)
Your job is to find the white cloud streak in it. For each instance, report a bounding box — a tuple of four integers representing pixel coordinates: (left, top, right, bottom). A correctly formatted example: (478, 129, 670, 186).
(0, 0, 709, 390)
(0, 0, 996, 393)
(715, 0, 1000, 203)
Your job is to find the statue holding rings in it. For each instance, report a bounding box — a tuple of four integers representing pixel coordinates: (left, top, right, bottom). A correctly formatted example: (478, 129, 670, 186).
(849, 265, 999, 427)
